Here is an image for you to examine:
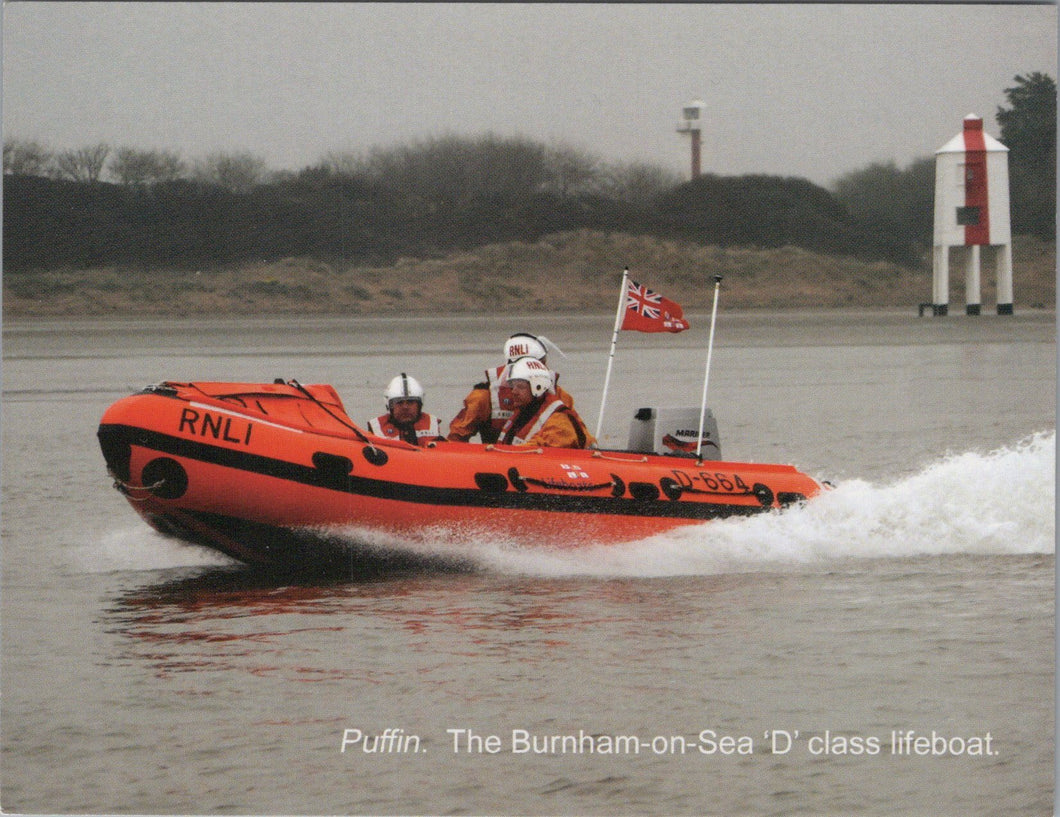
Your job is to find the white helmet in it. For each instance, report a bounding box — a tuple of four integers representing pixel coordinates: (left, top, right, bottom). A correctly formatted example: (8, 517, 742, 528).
(504, 333, 548, 364)
(384, 373, 424, 409)
(507, 357, 552, 397)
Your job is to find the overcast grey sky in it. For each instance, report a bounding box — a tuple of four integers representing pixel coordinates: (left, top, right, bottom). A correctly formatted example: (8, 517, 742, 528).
(3, 3, 1056, 186)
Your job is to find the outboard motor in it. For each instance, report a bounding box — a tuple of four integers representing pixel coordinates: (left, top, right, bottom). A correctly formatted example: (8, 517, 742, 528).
(627, 406, 722, 459)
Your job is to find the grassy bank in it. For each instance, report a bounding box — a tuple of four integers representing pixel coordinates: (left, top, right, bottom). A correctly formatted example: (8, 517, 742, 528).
(3, 230, 1054, 317)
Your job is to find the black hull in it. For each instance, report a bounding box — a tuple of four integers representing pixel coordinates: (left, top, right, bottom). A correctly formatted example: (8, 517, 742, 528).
(143, 508, 476, 580)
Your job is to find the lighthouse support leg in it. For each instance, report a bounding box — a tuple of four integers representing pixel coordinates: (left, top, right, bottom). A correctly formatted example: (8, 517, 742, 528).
(932, 245, 949, 316)
(996, 243, 1014, 315)
(964, 244, 981, 315)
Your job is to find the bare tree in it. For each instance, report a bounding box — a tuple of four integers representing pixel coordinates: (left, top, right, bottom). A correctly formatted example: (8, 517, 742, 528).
(544, 143, 600, 197)
(193, 151, 267, 193)
(598, 160, 682, 205)
(110, 147, 186, 185)
(53, 143, 111, 182)
(4, 139, 53, 176)
(321, 150, 368, 178)
(363, 133, 550, 201)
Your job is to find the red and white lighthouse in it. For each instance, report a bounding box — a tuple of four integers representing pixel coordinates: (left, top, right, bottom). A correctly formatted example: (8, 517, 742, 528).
(676, 100, 705, 180)
(931, 114, 1013, 315)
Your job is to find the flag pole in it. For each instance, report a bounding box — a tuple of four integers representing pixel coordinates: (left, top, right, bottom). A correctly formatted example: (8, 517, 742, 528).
(595, 267, 629, 441)
(696, 274, 723, 459)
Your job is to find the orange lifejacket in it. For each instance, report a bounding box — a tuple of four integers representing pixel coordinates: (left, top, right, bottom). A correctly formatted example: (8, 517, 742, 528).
(500, 392, 590, 449)
(367, 412, 442, 447)
(448, 365, 576, 444)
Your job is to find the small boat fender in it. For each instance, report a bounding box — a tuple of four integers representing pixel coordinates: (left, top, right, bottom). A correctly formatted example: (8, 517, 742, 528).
(659, 477, 683, 501)
(312, 452, 354, 490)
(312, 451, 353, 474)
(141, 457, 189, 500)
(507, 467, 528, 492)
(628, 481, 660, 502)
(362, 446, 388, 466)
(474, 472, 509, 493)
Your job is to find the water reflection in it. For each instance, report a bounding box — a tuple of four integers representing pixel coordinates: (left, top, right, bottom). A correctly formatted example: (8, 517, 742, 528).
(104, 564, 752, 685)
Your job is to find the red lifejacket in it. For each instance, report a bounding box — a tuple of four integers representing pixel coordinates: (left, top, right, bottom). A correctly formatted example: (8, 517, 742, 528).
(367, 412, 442, 447)
(485, 365, 516, 438)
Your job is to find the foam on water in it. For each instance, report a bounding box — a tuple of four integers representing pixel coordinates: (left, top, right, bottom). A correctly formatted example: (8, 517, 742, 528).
(80, 526, 237, 573)
(412, 431, 1057, 577)
(86, 432, 1054, 577)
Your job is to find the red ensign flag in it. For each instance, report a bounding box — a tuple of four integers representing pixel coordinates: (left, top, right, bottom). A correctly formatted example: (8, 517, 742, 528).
(620, 279, 689, 333)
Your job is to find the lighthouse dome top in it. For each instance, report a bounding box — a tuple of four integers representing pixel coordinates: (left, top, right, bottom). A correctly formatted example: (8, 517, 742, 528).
(936, 114, 1008, 154)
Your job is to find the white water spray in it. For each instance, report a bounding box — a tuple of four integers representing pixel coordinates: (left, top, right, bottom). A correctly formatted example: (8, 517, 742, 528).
(80, 526, 237, 573)
(432, 431, 1057, 577)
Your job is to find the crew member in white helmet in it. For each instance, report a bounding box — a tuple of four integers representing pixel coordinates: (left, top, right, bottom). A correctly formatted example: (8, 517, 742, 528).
(367, 373, 443, 447)
(497, 357, 594, 449)
(447, 332, 576, 444)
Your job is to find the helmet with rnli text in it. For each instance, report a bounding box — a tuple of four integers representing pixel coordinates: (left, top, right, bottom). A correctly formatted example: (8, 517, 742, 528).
(504, 333, 548, 364)
(506, 357, 552, 398)
(384, 373, 425, 409)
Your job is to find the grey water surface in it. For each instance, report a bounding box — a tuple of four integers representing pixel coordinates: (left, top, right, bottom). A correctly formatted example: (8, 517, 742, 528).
(2, 309, 1054, 815)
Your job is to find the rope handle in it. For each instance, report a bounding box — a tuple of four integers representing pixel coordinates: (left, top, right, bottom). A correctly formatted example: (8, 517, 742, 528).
(109, 472, 164, 501)
(591, 450, 648, 464)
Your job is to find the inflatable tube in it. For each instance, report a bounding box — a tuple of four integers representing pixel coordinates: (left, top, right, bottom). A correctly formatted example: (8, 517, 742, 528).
(98, 380, 823, 573)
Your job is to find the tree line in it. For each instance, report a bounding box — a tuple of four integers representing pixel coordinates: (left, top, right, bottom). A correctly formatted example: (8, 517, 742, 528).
(4, 74, 1052, 274)
(1, 155, 918, 272)
(3, 142, 268, 192)
(832, 73, 1055, 242)
(3, 135, 678, 201)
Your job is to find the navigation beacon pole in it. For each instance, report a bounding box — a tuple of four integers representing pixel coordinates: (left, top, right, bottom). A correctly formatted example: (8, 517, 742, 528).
(595, 267, 629, 442)
(696, 275, 723, 460)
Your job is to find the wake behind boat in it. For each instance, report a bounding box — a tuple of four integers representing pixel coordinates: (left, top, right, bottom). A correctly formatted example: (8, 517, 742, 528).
(97, 379, 822, 575)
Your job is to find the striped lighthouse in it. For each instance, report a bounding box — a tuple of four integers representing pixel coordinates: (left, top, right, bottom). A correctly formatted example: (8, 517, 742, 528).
(931, 114, 1013, 315)
(676, 100, 705, 180)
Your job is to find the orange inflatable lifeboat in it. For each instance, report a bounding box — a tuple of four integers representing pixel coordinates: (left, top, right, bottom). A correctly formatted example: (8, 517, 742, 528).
(98, 380, 822, 575)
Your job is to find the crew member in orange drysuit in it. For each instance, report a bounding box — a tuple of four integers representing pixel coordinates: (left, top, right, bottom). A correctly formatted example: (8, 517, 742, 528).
(447, 332, 576, 444)
(497, 358, 594, 449)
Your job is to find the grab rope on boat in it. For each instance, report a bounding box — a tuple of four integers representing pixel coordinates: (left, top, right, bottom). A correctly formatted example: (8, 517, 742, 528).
(109, 472, 164, 501)
(507, 466, 624, 496)
(591, 450, 648, 464)
(518, 475, 619, 492)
